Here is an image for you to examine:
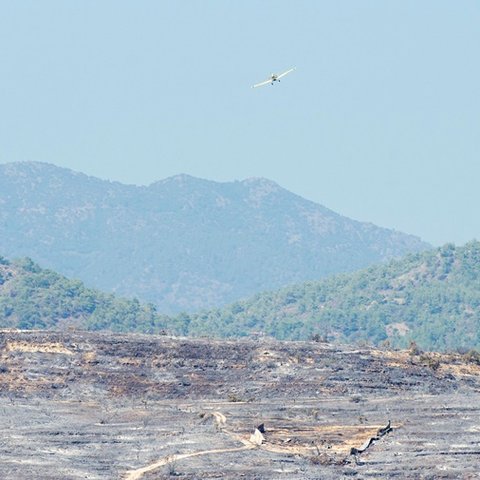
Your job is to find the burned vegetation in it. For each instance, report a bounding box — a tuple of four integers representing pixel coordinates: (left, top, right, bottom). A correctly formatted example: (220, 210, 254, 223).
(0, 330, 479, 479)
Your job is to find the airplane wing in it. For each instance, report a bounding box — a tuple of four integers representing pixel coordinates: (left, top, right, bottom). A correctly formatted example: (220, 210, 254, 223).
(252, 78, 272, 88)
(276, 67, 296, 80)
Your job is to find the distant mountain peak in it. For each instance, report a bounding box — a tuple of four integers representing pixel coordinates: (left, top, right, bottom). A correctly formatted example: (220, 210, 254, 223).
(241, 176, 280, 187)
(150, 173, 214, 189)
(164, 173, 199, 183)
(240, 177, 282, 206)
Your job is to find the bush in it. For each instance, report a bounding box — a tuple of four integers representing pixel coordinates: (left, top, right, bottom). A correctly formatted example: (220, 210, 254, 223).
(463, 349, 480, 365)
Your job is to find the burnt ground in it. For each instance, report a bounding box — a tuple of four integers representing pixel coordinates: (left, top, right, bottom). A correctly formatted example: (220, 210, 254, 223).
(0, 330, 479, 479)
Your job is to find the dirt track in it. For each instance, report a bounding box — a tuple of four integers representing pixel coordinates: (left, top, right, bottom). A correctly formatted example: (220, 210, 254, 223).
(124, 444, 255, 480)
(1, 330, 479, 479)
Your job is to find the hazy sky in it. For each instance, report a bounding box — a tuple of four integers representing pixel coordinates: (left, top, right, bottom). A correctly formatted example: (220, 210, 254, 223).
(1, 1, 479, 246)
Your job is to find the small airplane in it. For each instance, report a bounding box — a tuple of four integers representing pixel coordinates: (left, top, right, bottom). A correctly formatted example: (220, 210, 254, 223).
(252, 67, 296, 88)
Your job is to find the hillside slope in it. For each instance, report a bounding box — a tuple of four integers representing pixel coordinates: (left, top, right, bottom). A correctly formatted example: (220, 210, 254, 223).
(2, 242, 480, 353)
(175, 241, 480, 351)
(0, 255, 164, 332)
(1, 330, 479, 479)
(0, 161, 429, 312)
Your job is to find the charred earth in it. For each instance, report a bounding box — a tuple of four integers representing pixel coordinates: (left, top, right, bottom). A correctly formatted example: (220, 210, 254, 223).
(0, 330, 479, 479)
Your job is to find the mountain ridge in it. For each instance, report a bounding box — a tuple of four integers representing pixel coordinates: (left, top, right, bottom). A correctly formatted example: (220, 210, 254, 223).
(173, 241, 480, 351)
(0, 161, 430, 312)
(0, 254, 163, 332)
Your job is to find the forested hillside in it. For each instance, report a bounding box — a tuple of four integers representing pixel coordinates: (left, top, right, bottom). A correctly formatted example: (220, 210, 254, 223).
(0, 256, 165, 332)
(173, 242, 480, 352)
(0, 161, 429, 312)
(1, 242, 480, 352)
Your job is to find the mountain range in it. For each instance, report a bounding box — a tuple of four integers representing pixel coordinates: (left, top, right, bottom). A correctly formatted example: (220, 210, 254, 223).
(0, 161, 429, 312)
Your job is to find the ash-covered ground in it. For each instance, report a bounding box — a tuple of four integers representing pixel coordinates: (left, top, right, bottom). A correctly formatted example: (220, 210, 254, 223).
(0, 330, 479, 479)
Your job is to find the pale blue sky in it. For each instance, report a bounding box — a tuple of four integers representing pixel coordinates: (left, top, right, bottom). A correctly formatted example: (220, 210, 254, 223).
(1, 1, 479, 245)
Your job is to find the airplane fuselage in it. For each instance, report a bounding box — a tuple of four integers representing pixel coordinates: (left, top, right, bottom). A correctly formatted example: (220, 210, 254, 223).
(252, 67, 294, 88)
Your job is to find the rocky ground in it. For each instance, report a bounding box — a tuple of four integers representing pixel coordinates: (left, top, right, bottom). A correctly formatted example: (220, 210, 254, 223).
(0, 330, 479, 479)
